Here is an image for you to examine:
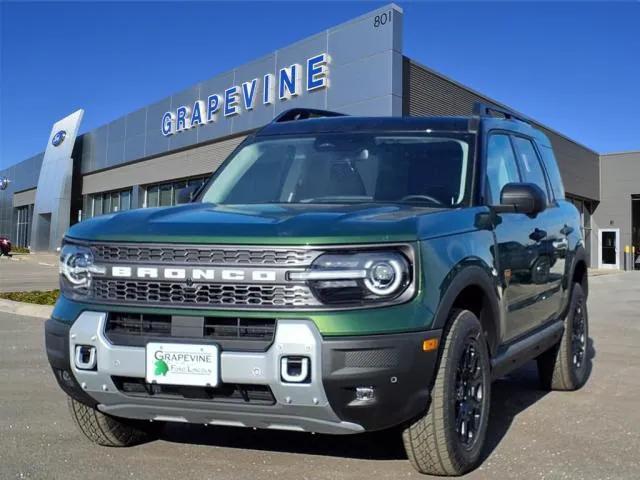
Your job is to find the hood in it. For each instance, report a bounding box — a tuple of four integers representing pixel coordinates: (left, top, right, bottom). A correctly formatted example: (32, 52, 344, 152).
(66, 202, 446, 245)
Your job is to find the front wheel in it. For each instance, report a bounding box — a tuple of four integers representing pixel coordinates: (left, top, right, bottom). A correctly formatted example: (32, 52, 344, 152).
(403, 309, 491, 476)
(537, 282, 590, 391)
(68, 397, 161, 447)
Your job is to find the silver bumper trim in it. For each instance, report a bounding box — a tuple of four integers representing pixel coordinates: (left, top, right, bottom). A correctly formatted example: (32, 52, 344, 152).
(69, 311, 363, 435)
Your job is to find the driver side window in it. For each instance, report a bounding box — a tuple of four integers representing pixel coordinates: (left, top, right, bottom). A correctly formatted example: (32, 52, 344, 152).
(486, 134, 521, 204)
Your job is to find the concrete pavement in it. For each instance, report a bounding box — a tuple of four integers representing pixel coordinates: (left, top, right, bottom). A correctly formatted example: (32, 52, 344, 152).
(0, 272, 639, 479)
(0, 253, 59, 292)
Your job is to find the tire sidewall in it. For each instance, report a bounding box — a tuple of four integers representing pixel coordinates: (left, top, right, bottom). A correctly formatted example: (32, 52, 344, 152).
(441, 310, 492, 468)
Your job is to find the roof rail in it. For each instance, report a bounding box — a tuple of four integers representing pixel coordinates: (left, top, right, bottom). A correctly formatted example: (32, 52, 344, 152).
(473, 102, 529, 124)
(272, 108, 346, 123)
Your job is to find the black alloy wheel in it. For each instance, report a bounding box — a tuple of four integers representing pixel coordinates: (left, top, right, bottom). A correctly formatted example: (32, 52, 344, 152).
(454, 336, 486, 449)
(571, 298, 587, 370)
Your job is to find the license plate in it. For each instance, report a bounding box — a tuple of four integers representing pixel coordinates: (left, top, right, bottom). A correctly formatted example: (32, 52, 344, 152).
(145, 343, 218, 387)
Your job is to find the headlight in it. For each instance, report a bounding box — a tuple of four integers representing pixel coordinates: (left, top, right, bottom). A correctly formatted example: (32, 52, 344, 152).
(290, 250, 413, 306)
(59, 244, 103, 296)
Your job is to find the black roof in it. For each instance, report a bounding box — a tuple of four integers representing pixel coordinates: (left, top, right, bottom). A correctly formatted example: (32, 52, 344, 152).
(256, 112, 550, 145)
(257, 115, 475, 137)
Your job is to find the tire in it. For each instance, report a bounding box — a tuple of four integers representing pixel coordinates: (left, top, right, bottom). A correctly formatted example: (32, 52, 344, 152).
(403, 309, 491, 476)
(68, 397, 161, 447)
(537, 282, 590, 391)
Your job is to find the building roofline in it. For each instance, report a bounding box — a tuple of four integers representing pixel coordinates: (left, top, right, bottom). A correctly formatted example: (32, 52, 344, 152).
(405, 57, 600, 156)
(600, 150, 640, 157)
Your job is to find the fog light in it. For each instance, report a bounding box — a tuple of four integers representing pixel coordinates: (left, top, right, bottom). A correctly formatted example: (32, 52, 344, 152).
(355, 387, 375, 402)
(280, 356, 310, 383)
(74, 345, 96, 370)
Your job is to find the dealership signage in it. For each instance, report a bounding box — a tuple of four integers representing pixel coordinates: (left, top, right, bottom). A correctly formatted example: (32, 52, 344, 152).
(52, 130, 67, 147)
(161, 53, 329, 137)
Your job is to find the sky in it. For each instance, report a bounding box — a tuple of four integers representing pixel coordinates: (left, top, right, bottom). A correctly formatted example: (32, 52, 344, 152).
(1, 1, 639, 170)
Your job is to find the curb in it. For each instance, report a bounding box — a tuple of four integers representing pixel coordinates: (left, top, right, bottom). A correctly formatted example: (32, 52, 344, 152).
(0, 298, 53, 319)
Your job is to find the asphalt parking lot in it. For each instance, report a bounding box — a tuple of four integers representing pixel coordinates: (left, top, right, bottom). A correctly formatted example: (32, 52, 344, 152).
(0, 254, 59, 292)
(1, 272, 639, 480)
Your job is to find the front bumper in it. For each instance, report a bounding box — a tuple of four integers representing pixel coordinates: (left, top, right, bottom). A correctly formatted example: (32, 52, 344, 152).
(45, 313, 441, 434)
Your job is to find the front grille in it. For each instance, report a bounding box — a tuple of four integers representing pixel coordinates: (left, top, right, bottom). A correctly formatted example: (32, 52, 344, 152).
(107, 312, 172, 337)
(91, 244, 319, 266)
(105, 313, 276, 350)
(111, 377, 275, 405)
(94, 279, 317, 308)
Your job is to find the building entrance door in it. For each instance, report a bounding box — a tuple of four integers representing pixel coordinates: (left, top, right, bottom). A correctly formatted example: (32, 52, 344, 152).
(599, 228, 620, 269)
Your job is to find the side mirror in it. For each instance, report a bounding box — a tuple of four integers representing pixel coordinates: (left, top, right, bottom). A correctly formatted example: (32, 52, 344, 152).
(494, 183, 546, 215)
(176, 185, 199, 204)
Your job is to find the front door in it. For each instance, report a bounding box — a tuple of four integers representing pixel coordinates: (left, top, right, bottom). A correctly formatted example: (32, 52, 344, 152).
(599, 229, 620, 269)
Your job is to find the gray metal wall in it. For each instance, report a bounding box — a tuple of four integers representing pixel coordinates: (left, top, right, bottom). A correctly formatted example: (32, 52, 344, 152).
(403, 59, 600, 202)
(81, 135, 246, 195)
(0, 154, 43, 242)
(593, 151, 640, 267)
(78, 4, 404, 176)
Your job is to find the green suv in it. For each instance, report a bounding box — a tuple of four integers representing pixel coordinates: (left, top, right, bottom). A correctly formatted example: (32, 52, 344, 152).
(45, 104, 590, 476)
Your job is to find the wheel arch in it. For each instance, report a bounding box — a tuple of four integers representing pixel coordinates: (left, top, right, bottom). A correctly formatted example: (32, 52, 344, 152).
(570, 246, 588, 298)
(432, 264, 502, 356)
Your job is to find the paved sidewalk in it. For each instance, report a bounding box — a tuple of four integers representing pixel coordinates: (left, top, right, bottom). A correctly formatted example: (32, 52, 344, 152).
(0, 298, 53, 318)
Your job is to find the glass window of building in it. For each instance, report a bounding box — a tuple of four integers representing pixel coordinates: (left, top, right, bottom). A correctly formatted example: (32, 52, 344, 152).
(144, 176, 208, 208)
(85, 188, 133, 220)
(147, 186, 159, 209)
(15, 205, 33, 247)
(159, 184, 172, 206)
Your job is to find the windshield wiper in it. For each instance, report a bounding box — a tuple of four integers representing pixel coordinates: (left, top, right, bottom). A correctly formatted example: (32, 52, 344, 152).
(298, 196, 374, 204)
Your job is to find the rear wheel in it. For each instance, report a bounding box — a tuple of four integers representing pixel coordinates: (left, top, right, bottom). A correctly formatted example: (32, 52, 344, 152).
(403, 309, 491, 476)
(537, 282, 590, 391)
(68, 397, 161, 447)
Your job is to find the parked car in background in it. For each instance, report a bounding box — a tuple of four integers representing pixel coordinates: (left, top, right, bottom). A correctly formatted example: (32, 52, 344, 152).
(0, 236, 12, 256)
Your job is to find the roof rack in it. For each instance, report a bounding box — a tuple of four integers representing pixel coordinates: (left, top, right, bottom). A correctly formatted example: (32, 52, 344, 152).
(473, 102, 529, 124)
(272, 108, 346, 123)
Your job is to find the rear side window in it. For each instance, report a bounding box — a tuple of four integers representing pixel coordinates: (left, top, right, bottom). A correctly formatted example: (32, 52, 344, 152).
(512, 136, 550, 203)
(538, 144, 565, 199)
(485, 134, 521, 204)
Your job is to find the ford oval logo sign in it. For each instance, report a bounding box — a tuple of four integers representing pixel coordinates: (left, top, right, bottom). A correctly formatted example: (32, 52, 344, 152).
(52, 130, 67, 147)
(0, 176, 9, 191)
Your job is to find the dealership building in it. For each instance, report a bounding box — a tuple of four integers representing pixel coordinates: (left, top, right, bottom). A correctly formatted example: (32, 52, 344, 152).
(0, 4, 637, 269)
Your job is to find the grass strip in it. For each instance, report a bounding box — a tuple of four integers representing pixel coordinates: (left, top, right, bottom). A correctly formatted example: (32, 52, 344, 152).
(0, 290, 60, 305)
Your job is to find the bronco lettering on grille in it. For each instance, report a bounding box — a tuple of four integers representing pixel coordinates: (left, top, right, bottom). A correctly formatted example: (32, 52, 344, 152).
(109, 266, 283, 283)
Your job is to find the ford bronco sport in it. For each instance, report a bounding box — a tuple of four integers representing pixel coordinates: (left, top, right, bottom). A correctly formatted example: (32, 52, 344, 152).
(45, 104, 590, 476)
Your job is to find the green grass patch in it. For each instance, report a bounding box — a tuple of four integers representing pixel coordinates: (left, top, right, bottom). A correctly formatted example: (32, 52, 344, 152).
(0, 290, 60, 305)
(11, 246, 30, 254)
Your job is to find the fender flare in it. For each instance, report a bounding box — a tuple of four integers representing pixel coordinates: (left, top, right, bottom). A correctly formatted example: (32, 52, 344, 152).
(431, 264, 502, 355)
(568, 244, 588, 297)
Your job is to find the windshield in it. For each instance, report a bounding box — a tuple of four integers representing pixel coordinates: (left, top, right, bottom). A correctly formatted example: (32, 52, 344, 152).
(200, 133, 472, 207)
